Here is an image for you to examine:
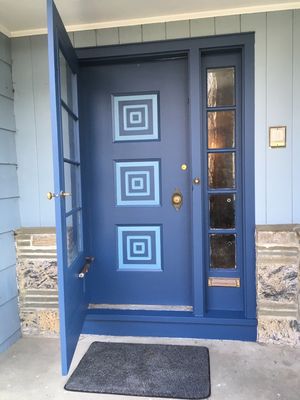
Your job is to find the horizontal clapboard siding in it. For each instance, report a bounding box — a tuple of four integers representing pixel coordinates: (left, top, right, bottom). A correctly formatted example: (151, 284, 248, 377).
(11, 10, 300, 226)
(0, 32, 21, 352)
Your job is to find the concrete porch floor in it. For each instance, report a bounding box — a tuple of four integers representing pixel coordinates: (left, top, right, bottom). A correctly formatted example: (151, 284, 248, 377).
(0, 335, 299, 400)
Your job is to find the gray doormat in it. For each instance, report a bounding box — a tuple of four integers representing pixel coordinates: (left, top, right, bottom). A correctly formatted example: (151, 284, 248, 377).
(65, 342, 210, 399)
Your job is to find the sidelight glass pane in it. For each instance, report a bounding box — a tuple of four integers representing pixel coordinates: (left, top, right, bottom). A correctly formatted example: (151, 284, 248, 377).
(66, 211, 83, 266)
(64, 162, 81, 213)
(62, 107, 78, 161)
(59, 51, 75, 111)
(209, 194, 235, 229)
(210, 234, 236, 268)
(208, 152, 235, 189)
(207, 67, 235, 107)
(208, 111, 235, 149)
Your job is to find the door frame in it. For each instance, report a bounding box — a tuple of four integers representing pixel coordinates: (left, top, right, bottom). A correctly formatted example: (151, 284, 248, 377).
(76, 33, 256, 333)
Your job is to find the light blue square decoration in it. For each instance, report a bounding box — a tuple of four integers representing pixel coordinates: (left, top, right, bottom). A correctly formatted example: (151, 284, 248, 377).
(112, 93, 159, 141)
(115, 160, 160, 206)
(117, 226, 162, 270)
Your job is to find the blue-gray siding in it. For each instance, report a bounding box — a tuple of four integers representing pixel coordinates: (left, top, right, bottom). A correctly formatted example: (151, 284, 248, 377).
(11, 10, 300, 226)
(0, 32, 21, 352)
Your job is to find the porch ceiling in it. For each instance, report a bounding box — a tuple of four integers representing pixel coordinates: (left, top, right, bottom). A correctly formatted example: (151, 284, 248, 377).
(0, 0, 300, 37)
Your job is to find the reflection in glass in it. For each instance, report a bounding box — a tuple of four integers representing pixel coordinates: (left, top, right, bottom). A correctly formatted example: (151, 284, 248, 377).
(209, 194, 235, 229)
(208, 111, 235, 149)
(59, 51, 74, 111)
(66, 211, 83, 266)
(210, 234, 236, 268)
(62, 107, 77, 161)
(207, 67, 235, 107)
(64, 162, 81, 213)
(208, 153, 235, 188)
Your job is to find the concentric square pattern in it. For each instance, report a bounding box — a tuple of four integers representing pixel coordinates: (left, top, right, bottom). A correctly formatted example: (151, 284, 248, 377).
(117, 226, 162, 270)
(115, 161, 160, 206)
(112, 93, 159, 141)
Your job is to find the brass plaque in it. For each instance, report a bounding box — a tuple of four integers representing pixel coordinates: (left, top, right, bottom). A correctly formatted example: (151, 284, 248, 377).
(208, 277, 240, 287)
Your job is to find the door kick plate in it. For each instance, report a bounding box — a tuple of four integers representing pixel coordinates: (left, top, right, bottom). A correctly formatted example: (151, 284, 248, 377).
(208, 277, 240, 288)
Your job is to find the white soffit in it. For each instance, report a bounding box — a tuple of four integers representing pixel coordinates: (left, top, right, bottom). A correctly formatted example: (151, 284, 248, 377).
(0, 0, 300, 37)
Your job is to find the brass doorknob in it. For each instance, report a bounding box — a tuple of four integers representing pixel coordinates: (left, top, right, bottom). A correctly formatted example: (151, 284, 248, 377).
(171, 190, 183, 211)
(47, 191, 71, 200)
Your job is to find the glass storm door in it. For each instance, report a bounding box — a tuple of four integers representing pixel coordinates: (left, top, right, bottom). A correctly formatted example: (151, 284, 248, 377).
(47, 0, 89, 375)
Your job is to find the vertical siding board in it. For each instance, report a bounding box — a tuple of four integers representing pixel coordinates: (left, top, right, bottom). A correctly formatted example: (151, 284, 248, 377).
(215, 15, 241, 34)
(293, 10, 300, 222)
(0, 32, 11, 64)
(119, 26, 142, 44)
(0, 298, 20, 345)
(190, 18, 215, 37)
(96, 28, 119, 46)
(166, 20, 190, 39)
(0, 232, 16, 272)
(0, 198, 20, 233)
(0, 97, 15, 130)
(266, 11, 293, 223)
(0, 165, 19, 198)
(74, 30, 97, 48)
(0, 266, 18, 306)
(11, 36, 40, 226)
(0, 130, 17, 164)
(241, 13, 267, 224)
(0, 60, 13, 98)
(30, 35, 55, 226)
(142, 23, 166, 42)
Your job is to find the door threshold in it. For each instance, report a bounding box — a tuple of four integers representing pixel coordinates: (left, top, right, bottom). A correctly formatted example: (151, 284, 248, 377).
(83, 308, 257, 341)
(88, 303, 193, 312)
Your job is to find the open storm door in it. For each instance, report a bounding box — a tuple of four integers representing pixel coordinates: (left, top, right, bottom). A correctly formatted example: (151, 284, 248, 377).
(47, 0, 89, 375)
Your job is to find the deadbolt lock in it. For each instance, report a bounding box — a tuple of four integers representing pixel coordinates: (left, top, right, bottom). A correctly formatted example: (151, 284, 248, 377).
(171, 189, 183, 211)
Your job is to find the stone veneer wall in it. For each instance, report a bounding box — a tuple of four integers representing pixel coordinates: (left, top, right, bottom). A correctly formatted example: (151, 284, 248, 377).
(256, 225, 300, 345)
(15, 225, 300, 344)
(15, 228, 59, 336)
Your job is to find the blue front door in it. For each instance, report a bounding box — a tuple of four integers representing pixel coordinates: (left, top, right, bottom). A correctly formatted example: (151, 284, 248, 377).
(80, 58, 192, 307)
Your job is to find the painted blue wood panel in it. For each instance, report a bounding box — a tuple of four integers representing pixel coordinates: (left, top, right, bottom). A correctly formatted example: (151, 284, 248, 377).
(0, 265, 18, 306)
(0, 60, 13, 98)
(241, 13, 267, 224)
(30, 35, 55, 226)
(0, 297, 20, 345)
(266, 11, 293, 224)
(74, 30, 97, 48)
(0, 198, 20, 233)
(0, 97, 15, 131)
(0, 130, 17, 164)
(0, 232, 16, 272)
(0, 165, 19, 198)
(293, 10, 300, 222)
(0, 32, 11, 64)
(11, 37, 44, 227)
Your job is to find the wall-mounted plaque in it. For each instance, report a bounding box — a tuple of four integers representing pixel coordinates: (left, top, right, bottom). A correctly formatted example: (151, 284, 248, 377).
(269, 126, 286, 148)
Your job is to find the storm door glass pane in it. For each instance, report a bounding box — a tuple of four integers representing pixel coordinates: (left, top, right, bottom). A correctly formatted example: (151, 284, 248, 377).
(207, 67, 235, 107)
(210, 234, 236, 268)
(208, 153, 235, 188)
(59, 51, 75, 111)
(209, 194, 235, 229)
(64, 162, 81, 213)
(208, 111, 235, 149)
(66, 211, 83, 266)
(62, 107, 77, 161)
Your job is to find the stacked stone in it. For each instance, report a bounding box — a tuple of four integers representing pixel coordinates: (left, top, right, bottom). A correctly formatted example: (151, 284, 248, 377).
(256, 225, 300, 346)
(15, 228, 59, 336)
